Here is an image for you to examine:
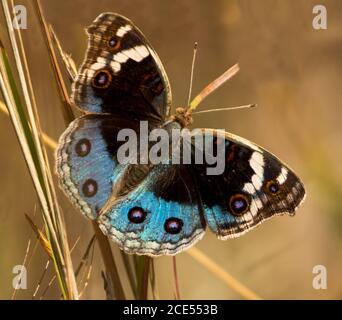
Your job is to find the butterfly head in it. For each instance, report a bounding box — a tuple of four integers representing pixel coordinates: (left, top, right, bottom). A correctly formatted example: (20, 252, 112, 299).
(170, 107, 194, 128)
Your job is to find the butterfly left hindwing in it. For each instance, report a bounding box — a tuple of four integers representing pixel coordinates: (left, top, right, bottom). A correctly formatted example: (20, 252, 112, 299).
(98, 164, 206, 256)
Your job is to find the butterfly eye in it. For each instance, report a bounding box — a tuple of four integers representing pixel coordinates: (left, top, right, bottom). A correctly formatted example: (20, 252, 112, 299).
(229, 194, 249, 216)
(164, 218, 183, 234)
(107, 36, 120, 49)
(75, 138, 91, 157)
(128, 207, 147, 224)
(92, 70, 112, 89)
(82, 179, 98, 197)
(265, 180, 281, 195)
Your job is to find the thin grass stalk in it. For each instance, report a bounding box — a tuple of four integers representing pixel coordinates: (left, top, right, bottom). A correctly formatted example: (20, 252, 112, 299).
(1, 0, 78, 299)
(0, 45, 67, 299)
(25, 213, 53, 258)
(149, 260, 159, 300)
(9, 0, 59, 232)
(32, 0, 74, 124)
(188, 247, 262, 300)
(2, 0, 64, 273)
(137, 256, 151, 300)
(0, 101, 58, 149)
(49, 24, 77, 81)
(32, 260, 50, 299)
(33, 236, 81, 299)
(172, 256, 181, 300)
(92, 220, 126, 299)
(120, 251, 138, 299)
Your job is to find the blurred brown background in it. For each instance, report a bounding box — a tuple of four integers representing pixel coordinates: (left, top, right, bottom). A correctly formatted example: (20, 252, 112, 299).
(1, 0, 342, 299)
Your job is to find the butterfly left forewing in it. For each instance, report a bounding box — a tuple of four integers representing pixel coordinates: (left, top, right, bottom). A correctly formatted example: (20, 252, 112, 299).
(191, 129, 306, 239)
(72, 12, 172, 122)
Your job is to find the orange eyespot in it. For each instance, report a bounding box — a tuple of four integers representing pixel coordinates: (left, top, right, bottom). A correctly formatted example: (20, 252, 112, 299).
(82, 179, 98, 197)
(229, 194, 250, 216)
(265, 180, 281, 195)
(92, 69, 112, 89)
(107, 36, 121, 50)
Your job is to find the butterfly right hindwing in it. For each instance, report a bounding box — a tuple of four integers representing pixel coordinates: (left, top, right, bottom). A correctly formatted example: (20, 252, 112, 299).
(190, 129, 306, 239)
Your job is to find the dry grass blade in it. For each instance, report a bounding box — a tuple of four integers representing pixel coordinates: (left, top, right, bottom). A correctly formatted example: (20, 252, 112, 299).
(0, 101, 57, 149)
(136, 256, 151, 300)
(188, 247, 262, 300)
(78, 238, 96, 298)
(75, 236, 96, 277)
(0, 45, 69, 297)
(33, 0, 74, 124)
(49, 25, 77, 81)
(92, 221, 126, 299)
(37, 236, 81, 299)
(25, 214, 53, 258)
(1, 0, 78, 299)
(39, 274, 56, 300)
(120, 251, 138, 299)
(149, 260, 159, 300)
(32, 260, 50, 299)
(172, 256, 181, 300)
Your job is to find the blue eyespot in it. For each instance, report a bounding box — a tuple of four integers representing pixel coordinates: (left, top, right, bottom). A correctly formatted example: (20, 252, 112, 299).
(128, 207, 147, 224)
(164, 217, 183, 234)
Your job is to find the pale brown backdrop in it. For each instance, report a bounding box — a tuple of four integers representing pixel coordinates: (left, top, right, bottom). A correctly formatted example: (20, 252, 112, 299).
(1, 0, 342, 299)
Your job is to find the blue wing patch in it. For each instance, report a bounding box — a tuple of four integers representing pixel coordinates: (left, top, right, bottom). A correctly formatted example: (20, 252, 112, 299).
(56, 115, 128, 219)
(98, 164, 205, 256)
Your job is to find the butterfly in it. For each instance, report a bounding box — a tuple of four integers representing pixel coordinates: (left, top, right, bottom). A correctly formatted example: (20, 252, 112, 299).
(56, 13, 306, 256)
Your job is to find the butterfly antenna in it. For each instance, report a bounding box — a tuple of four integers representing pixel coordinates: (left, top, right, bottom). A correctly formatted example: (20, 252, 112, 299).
(192, 103, 257, 115)
(187, 42, 198, 107)
(189, 63, 240, 111)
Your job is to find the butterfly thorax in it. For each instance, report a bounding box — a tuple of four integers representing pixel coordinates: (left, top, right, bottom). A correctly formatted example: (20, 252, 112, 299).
(169, 107, 193, 128)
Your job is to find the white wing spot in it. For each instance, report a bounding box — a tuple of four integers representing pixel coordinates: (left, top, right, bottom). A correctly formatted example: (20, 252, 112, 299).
(277, 167, 289, 185)
(243, 182, 255, 195)
(116, 24, 132, 37)
(250, 152, 264, 178)
(113, 52, 129, 63)
(135, 45, 150, 58)
(252, 174, 263, 190)
(110, 61, 121, 73)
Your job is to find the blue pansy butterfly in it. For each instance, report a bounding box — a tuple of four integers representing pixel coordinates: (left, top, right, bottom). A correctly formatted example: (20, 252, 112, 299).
(56, 13, 305, 256)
